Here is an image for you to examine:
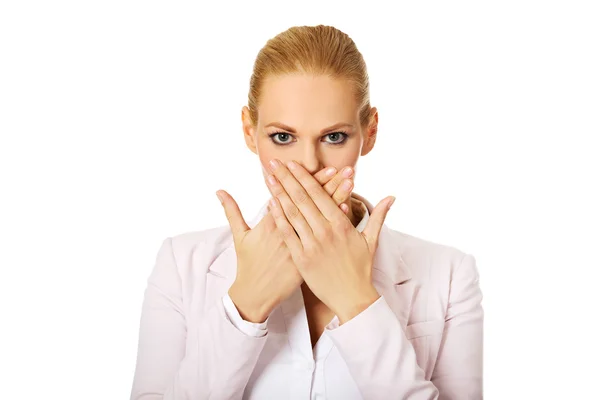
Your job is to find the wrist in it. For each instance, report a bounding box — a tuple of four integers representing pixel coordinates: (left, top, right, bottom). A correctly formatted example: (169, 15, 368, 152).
(335, 286, 380, 325)
(228, 282, 271, 323)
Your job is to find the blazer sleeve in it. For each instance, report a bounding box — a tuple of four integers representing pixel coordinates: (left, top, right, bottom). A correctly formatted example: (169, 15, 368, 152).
(324, 253, 483, 400)
(431, 253, 484, 399)
(325, 296, 440, 400)
(130, 237, 268, 400)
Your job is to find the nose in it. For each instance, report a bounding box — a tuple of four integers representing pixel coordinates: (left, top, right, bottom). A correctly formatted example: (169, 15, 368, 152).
(295, 146, 323, 175)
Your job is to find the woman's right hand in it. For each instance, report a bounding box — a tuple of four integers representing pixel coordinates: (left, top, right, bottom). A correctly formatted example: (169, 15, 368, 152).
(216, 166, 355, 323)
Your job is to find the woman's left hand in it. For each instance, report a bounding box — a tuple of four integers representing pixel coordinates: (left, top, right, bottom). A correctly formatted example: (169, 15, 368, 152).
(266, 159, 396, 324)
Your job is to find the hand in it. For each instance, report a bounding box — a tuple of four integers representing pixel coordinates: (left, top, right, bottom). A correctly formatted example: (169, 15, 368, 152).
(268, 165, 356, 216)
(216, 165, 356, 323)
(266, 159, 396, 324)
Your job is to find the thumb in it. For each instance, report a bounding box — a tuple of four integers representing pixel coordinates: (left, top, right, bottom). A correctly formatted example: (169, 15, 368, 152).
(362, 196, 395, 251)
(216, 190, 250, 242)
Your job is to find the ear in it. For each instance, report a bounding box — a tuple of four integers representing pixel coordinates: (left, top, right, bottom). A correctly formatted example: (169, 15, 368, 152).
(360, 107, 378, 156)
(242, 106, 258, 154)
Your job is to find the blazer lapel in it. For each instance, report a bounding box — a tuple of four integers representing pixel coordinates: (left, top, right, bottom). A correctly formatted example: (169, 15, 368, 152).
(352, 192, 415, 331)
(371, 224, 415, 331)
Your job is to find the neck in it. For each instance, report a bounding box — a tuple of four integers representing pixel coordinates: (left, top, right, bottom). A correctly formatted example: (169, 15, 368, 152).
(345, 194, 364, 228)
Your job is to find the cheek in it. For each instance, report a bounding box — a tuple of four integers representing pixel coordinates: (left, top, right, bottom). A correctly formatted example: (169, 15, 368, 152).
(255, 136, 297, 176)
(256, 140, 279, 178)
(259, 160, 269, 180)
(255, 137, 362, 175)
(257, 149, 275, 176)
(326, 145, 361, 171)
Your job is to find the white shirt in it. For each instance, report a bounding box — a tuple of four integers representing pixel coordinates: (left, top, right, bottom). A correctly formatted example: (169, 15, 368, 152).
(222, 203, 370, 399)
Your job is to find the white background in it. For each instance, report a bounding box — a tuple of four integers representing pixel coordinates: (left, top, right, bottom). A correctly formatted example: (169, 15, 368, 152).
(1, 1, 599, 398)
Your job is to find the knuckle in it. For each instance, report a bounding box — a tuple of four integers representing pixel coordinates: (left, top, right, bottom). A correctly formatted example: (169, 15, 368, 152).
(332, 190, 344, 204)
(279, 224, 295, 239)
(343, 222, 354, 235)
(293, 189, 308, 204)
(287, 204, 300, 220)
(332, 216, 350, 232)
(303, 247, 315, 259)
(314, 171, 326, 184)
(296, 253, 310, 267)
(306, 184, 321, 199)
(315, 226, 333, 242)
(264, 220, 276, 233)
(306, 186, 321, 199)
(303, 242, 320, 260)
(322, 181, 335, 196)
(270, 185, 284, 196)
(332, 175, 343, 188)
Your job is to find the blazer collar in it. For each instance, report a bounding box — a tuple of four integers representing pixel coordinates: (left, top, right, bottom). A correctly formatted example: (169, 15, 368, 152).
(207, 192, 412, 285)
(351, 192, 412, 285)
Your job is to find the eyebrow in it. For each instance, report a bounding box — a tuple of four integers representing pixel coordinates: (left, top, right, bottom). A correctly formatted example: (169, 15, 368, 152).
(264, 121, 354, 134)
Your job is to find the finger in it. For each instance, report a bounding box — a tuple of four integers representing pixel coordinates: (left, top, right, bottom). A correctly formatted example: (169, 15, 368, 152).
(281, 160, 343, 222)
(331, 177, 354, 206)
(319, 166, 354, 214)
(362, 196, 395, 251)
(269, 196, 304, 255)
(265, 172, 315, 243)
(313, 166, 337, 186)
(313, 166, 350, 212)
(268, 159, 327, 230)
(322, 166, 354, 201)
(262, 203, 278, 230)
(216, 190, 250, 243)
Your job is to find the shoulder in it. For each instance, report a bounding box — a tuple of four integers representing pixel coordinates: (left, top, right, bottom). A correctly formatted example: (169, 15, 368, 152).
(386, 227, 480, 287)
(385, 228, 483, 322)
(153, 225, 234, 274)
(170, 225, 233, 255)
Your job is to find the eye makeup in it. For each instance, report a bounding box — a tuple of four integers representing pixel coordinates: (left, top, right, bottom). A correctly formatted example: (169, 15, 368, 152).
(268, 131, 350, 146)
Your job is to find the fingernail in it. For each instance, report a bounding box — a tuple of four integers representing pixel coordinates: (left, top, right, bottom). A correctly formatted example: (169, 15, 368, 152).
(269, 159, 279, 170)
(267, 175, 277, 186)
(387, 197, 396, 209)
(342, 180, 352, 191)
(216, 191, 224, 204)
(343, 167, 354, 178)
(325, 167, 336, 177)
(287, 160, 297, 170)
(269, 197, 276, 208)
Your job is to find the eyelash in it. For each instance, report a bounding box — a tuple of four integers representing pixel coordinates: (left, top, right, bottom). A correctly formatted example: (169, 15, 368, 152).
(268, 131, 349, 146)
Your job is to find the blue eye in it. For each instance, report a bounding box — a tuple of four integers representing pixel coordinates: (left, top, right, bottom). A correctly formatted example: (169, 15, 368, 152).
(324, 132, 348, 145)
(268, 131, 349, 146)
(270, 132, 293, 145)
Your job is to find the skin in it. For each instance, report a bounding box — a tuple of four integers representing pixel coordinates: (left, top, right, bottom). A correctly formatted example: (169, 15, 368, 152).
(219, 73, 393, 345)
(220, 165, 358, 325)
(242, 73, 379, 228)
(266, 159, 395, 324)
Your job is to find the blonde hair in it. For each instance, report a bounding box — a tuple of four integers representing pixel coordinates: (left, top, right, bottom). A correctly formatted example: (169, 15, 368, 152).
(247, 25, 372, 127)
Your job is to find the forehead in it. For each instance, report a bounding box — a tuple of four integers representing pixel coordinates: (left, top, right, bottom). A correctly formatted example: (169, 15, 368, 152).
(257, 74, 359, 127)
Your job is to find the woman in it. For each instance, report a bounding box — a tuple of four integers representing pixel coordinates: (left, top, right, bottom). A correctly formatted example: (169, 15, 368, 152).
(130, 25, 483, 400)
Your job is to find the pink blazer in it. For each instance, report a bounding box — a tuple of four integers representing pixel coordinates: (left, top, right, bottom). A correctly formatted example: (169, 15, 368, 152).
(130, 193, 484, 399)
